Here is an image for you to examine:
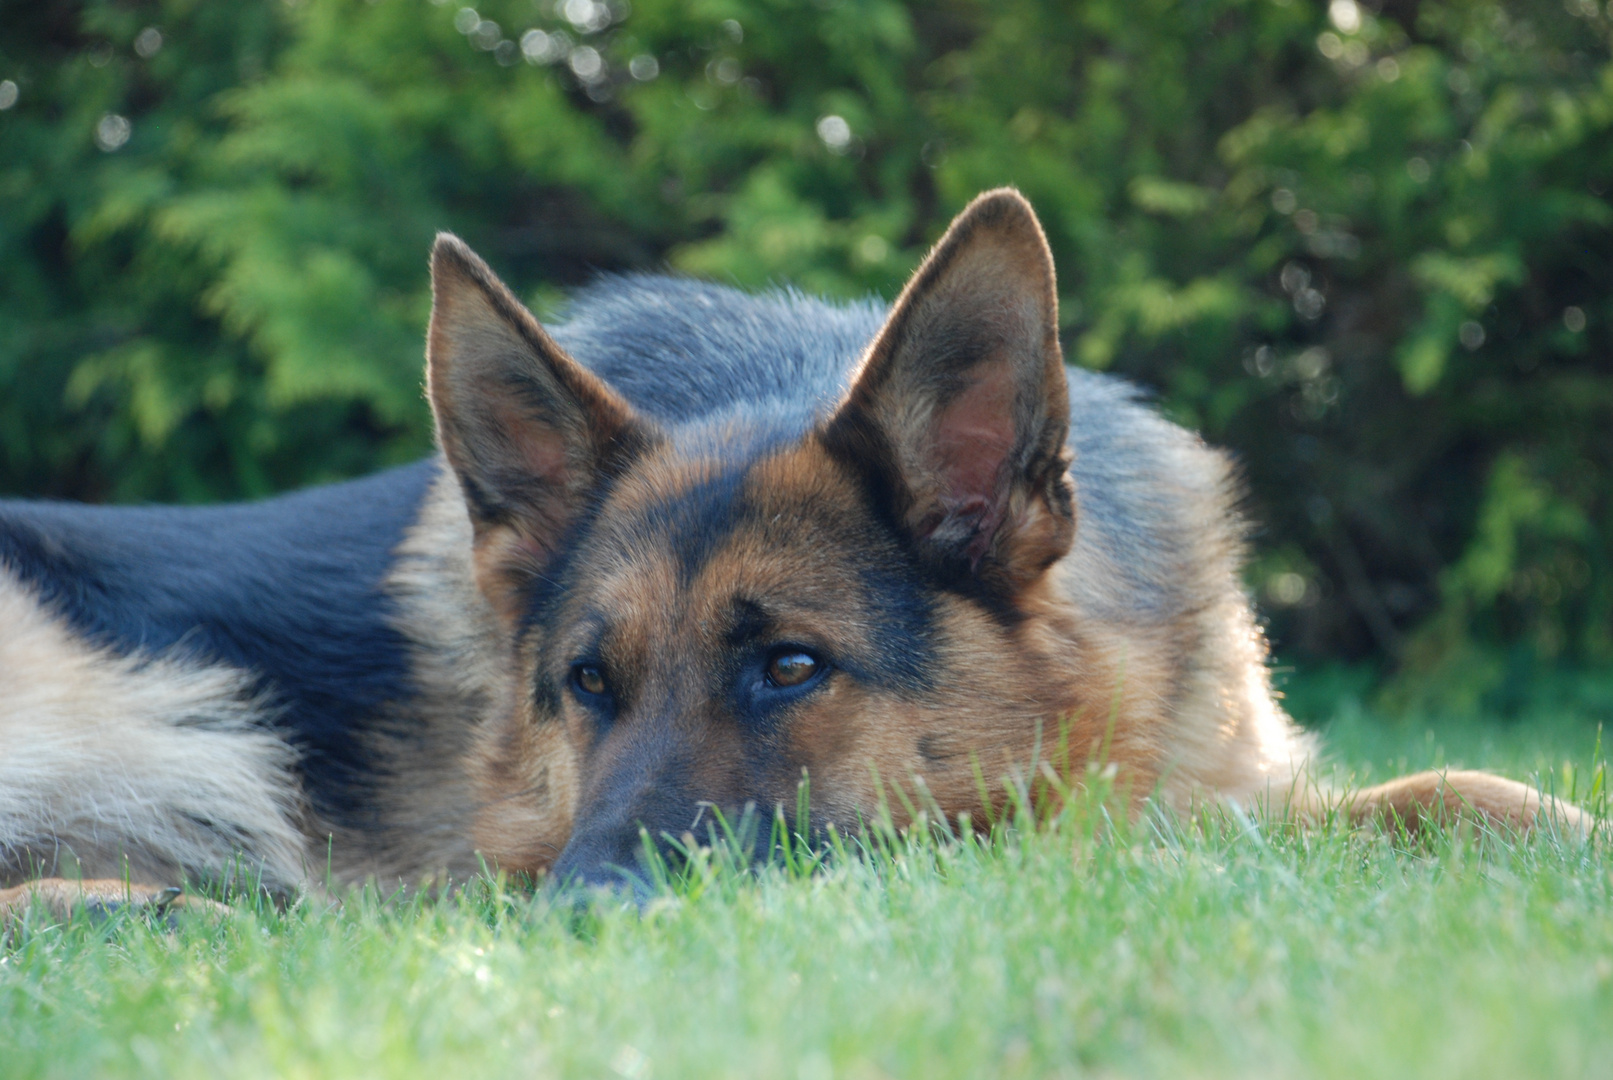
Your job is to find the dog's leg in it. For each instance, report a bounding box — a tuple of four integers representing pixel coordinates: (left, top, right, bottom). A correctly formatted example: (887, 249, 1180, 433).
(1339, 769, 1589, 836)
(0, 879, 227, 923)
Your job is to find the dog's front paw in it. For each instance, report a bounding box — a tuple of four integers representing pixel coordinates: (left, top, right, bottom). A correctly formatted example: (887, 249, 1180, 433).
(0, 878, 229, 924)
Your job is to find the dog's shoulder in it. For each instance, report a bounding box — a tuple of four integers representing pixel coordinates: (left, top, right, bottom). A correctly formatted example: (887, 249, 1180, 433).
(1060, 366, 1244, 623)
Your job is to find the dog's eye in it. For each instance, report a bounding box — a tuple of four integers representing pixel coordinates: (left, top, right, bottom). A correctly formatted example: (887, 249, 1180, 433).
(571, 663, 609, 698)
(765, 649, 820, 689)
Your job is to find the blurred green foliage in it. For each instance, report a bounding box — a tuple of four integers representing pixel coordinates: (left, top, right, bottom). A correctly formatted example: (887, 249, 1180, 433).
(1, 0, 1610, 700)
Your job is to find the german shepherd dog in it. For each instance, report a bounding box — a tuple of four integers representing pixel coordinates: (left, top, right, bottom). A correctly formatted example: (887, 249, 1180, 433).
(0, 191, 1585, 916)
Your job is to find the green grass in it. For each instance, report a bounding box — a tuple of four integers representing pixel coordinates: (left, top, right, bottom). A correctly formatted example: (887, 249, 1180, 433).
(5, 701, 1611, 1080)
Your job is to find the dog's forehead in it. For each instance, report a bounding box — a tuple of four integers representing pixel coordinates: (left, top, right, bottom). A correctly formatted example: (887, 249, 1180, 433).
(550, 435, 940, 692)
(573, 434, 884, 626)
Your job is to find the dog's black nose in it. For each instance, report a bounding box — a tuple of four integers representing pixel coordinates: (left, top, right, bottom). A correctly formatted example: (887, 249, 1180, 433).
(548, 831, 656, 903)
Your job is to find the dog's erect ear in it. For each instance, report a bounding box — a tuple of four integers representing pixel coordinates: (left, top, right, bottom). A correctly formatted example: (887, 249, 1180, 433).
(822, 189, 1075, 592)
(427, 234, 654, 624)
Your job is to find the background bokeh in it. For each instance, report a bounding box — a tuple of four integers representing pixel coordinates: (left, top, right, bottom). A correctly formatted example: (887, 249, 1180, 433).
(2, 0, 1609, 710)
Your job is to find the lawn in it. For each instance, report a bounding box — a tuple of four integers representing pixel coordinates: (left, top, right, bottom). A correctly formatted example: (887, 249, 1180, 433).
(4, 695, 1610, 1080)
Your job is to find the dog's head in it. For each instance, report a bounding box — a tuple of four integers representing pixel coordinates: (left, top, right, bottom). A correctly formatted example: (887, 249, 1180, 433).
(427, 191, 1100, 887)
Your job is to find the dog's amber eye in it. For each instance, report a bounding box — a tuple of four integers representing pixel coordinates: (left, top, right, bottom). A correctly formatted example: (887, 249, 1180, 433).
(766, 650, 819, 689)
(572, 664, 608, 697)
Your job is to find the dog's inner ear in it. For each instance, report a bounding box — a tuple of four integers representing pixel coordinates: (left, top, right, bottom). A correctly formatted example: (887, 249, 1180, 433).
(426, 234, 654, 624)
(822, 189, 1076, 592)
